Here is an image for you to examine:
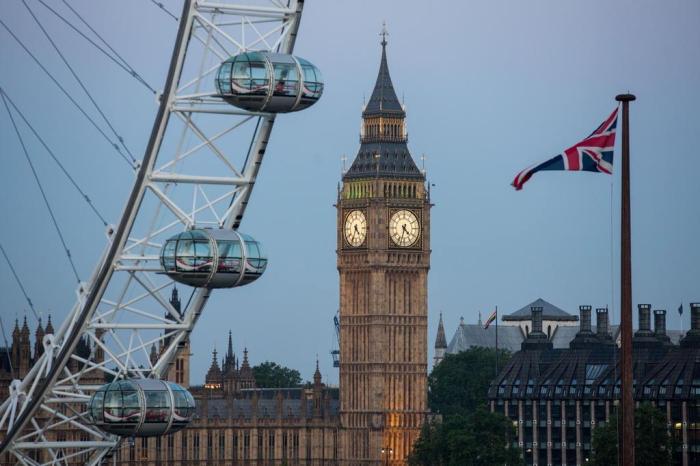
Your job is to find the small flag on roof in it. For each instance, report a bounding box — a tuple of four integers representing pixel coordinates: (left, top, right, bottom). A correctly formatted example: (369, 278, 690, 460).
(512, 108, 618, 190)
(483, 309, 497, 329)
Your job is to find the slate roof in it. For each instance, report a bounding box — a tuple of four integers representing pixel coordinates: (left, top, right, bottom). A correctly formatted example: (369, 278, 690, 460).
(502, 298, 578, 322)
(343, 36, 423, 181)
(435, 314, 447, 349)
(447, 324, 525, 353)
(343, 142, 422, 180)
(362, 39, 404, 117)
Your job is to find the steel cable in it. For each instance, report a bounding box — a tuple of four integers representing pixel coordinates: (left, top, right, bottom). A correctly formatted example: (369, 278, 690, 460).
(1, 92, 81, 283)
(0, 18, 136, 169)
(35, 0, 158, 94)
(0, 241, 39, 322)
(0, 88, 108, 227)
(22, 0, 137, 164)
(148, 0, 179, 21)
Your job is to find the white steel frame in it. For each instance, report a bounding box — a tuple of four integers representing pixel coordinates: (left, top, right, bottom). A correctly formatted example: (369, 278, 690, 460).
(0, 1, 305, 464)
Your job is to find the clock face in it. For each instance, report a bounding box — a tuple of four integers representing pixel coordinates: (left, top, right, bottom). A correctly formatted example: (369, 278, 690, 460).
(389, 210, 420, 247)
(344, 210, 367, 247)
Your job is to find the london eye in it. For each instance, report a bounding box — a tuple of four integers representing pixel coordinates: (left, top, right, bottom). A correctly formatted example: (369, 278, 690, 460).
(0, 1, 320, 464)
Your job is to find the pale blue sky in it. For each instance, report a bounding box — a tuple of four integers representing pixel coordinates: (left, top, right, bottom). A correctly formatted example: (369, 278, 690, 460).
(1, 0, 699, 384)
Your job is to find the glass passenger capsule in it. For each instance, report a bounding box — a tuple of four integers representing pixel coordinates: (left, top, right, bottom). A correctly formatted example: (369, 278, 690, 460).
(215, 51, 323, 113)
(88, 379, 195, 437)
(160, 229, 267, 288)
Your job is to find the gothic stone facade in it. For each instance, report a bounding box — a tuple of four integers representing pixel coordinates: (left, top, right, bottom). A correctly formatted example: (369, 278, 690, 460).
(336, 34, 429, 465)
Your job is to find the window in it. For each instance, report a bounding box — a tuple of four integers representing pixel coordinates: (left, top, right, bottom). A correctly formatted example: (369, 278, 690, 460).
(140, 437, 148, 459)
(193, 432, 200, 460)
(207, 431, 213, 460)
(167, 434, 174, 460)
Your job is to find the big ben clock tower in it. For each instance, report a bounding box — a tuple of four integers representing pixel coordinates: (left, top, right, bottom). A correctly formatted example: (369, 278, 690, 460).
(337, 28, 430, 466)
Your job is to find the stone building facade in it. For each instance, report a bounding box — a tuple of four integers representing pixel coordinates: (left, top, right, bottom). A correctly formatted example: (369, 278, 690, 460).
(336, 30, 430, 465)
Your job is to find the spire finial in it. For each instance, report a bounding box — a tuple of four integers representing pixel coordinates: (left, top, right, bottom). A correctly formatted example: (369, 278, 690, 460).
(380, 21, 388, 48)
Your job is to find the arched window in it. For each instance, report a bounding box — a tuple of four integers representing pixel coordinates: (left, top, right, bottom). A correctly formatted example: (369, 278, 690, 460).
(547, 325, 552, 339)
(525, 325, 529, 336)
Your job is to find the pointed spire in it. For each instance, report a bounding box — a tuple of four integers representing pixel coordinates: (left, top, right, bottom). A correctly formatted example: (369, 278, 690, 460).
(435, 313, 447, 349)
(21, 316, 30, 337)
(313, 356, 322, 385)
(45, 315, 54, 334)
(12, 319, 20, 340)
(34, 318, 45, 359)
(363, 23, 404, 117)
(227, 330, 234, 360)
(345, 26, 423, 181)
(170, 286, 181, 316)
(241, 347, 250, 368)
(478, 311, 482, 326)
(149, 343, 158, 366)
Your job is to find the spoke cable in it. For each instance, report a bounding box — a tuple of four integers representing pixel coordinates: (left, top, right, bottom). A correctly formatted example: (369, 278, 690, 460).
(147, 0, 179, 22)
(0, 88, 108, 227)
(22, 0, 137, 164)
(1, 92, 81, 283)
(34, 0, 158, 94)
(0, 241, 39, 322)
(0, 18, 136, 168)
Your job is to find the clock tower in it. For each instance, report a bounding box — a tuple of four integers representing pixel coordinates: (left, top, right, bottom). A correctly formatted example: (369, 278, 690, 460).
(337, 29, 430, 465)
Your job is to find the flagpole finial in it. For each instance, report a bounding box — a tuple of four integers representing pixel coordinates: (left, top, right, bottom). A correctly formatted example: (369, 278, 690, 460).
(615, 93, 636, 102)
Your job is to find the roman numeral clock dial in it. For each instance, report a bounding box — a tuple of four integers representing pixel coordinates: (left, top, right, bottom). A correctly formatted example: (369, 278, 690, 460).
(344, 210, 367, 247)
(389, 209, 420, 247)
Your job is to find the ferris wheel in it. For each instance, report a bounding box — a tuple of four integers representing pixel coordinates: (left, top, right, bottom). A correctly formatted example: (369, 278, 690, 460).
(0, 1, 322, 464)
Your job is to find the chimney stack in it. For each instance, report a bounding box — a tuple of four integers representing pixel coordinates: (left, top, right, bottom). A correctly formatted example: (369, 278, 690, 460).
(691, 303, 700, 333)
(579, 306, 592, 334)
(681, 303, 700, 348)
(531, 307, 544, 335)
(596, 308, 609, 337)
(635, 304, 653, 336)
(653, 309, 670, 341)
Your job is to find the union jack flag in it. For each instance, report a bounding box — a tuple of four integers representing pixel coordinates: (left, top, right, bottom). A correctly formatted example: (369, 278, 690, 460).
(483, 309, 497, 329)
(512, 108, 618, 190)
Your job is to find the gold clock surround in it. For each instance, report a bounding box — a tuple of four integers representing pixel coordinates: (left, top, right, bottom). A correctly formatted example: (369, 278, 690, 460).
(344, 209, 367, 247)
(389, 209, 420, 247)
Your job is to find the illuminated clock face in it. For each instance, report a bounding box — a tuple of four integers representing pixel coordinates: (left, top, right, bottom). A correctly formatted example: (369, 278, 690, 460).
(344, 210, 367, 247)
(389, 210, 420, 247)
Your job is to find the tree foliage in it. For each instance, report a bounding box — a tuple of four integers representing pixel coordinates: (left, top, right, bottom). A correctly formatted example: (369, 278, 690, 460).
(252, 361, 302, 388)
(590, 402, 673, 466)
(429, 347, 511, 415)
(409, 408, 523, 466)
(409, 347, 521, 465)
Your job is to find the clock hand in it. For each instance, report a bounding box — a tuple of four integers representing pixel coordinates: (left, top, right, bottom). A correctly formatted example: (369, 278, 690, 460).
(354, 224, 360, 234)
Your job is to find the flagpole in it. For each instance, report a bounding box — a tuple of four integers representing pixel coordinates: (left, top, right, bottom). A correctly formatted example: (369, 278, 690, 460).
(616, 92, 636, 466)
(495, 306, 499, 377)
